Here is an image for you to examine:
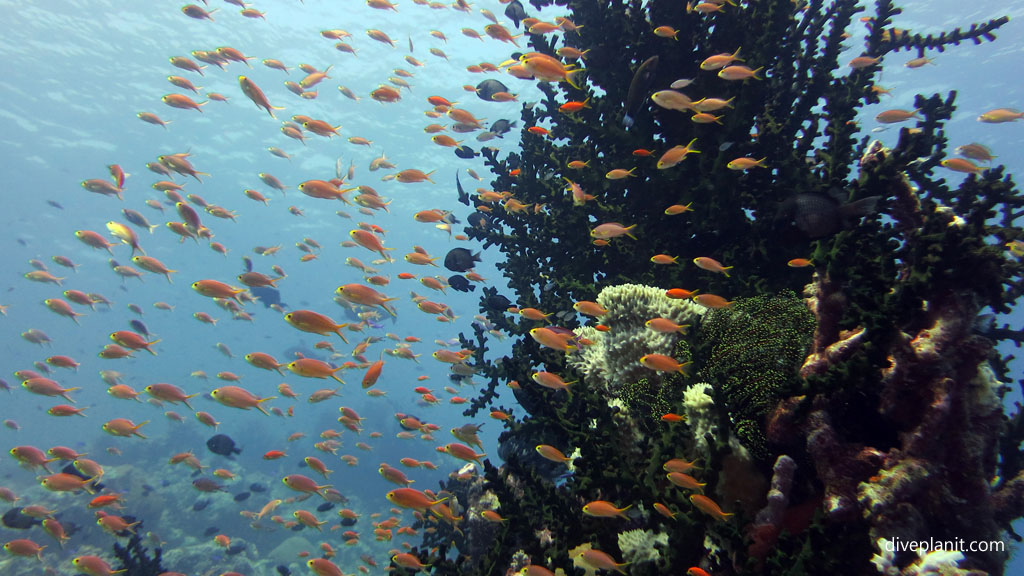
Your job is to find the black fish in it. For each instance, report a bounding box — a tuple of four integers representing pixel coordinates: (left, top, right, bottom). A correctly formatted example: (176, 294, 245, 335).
(46, 200, 64, 210)
(226, 543, 246, 555)
(129, 319, 150, 337)
(233, 492, 251, 502)
(467, 213, 489, 230)
(777, 189, 880, 238)
(456, 172, 469, 206)
(486, 293, 512, 311)
(249, 482, 268, 493)
(448, 275, 476, 293)
(444, 248, 481, 272)
(242, 256, 253, 273)
(203, 526, 220, 537)
(206, 434, 241, 458)
(193, 499, 211, 512)
(504, 0, 527, 28)
(454, 145, 477, 159)
(2, 508, 40, 530)
(490, 119, 515, 137)
(0, 378, 10, 393)
(476, 79, 509, 102)
(316, 502, 335, 513)
(277, 566, 292, 576)
(623, 56, 659, 128)
(339, 516, 358, 527)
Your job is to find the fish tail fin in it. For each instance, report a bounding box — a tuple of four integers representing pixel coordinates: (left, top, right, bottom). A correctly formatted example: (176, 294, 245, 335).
(624, 225, 638, 240)
(732, 46, 743, 60)
(255, 396, 277, 416)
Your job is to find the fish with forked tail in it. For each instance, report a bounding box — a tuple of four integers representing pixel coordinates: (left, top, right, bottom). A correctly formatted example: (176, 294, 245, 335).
(776, 188, 880, 238)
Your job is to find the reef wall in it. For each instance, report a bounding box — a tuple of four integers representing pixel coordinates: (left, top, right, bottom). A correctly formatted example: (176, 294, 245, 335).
(429, 0, 1024, 574)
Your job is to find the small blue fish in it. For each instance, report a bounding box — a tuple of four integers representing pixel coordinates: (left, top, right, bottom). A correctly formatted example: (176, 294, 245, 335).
(129, 319, 150, 337)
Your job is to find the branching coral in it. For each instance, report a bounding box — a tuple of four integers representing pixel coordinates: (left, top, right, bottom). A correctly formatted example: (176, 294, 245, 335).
(112, 532, 166, 576)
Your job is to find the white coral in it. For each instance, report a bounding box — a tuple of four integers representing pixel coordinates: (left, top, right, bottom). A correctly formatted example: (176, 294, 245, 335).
(871, 538, 900, 576)
(683, 382, 751, 463)
(569, 283, 704, 395)
(617, 528, 668, 564)
(682, 383, 717, 454)
(909, 547, 965, 575)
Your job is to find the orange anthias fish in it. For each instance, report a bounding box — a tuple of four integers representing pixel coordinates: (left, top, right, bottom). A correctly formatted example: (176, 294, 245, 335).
(518, 52, 585, 89)
(285, 310, 350, 342)
(210, 386, 275, 415)
(386, 488, 447, 510)
(239, 76, 285, 118)
(288, 358, 345, 384)
(582, 500, 632, 519)
(282, 474, 332, 499)
(689, 494, 734, 521)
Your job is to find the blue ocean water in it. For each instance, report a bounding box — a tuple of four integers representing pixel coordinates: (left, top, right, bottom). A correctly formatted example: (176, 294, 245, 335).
(0, 0, 1021, 574)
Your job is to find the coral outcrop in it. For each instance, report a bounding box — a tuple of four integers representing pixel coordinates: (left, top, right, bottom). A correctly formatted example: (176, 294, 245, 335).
(568, 283, 703, 396)
(440, 0, 1023, 574)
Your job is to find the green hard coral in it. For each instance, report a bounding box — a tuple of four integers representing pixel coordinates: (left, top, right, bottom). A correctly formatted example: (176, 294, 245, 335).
(696, 292, 816, 459)
(620, 336, 693, 425)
